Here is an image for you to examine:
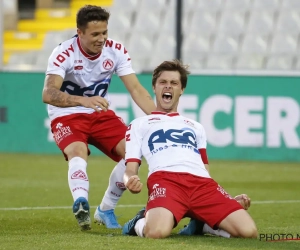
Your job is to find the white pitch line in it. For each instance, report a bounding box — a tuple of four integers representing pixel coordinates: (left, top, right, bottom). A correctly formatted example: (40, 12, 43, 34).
(252, 200, 300, 204)
(0, 200, 300, 211)
(0, 204, 145, 211)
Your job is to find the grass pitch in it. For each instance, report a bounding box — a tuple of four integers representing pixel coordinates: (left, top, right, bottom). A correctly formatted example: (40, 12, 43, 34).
(0, 153, 299, 250)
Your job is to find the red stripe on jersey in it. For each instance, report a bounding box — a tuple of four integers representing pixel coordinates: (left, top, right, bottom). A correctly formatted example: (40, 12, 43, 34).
(77, 37, 101, 60)
(151, 111, 179, 116)
(126, 158, 141, 165)
(199, 148, 209, 164)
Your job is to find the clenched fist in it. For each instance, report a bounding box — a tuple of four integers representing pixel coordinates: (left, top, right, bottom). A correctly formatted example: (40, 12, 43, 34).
(125, 175, 143, 194)
(234, 194, 251, 210)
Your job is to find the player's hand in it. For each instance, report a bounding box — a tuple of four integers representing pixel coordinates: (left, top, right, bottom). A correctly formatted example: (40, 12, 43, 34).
(234, 194, 251, 210)
(81, 96, 109, 112)
(125, 175, 143, 194)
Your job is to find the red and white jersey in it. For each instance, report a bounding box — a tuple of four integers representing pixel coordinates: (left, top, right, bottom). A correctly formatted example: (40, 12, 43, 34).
(46, 36, 134, 120)
(125, 111, 211, 178)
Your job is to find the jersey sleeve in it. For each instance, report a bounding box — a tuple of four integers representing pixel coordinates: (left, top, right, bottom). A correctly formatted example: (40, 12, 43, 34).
(115, 44, 135, 77)
(197, 124, 207, 149)
(197, 124, 209, 164)
(125, 119, 143, 165)
(45, 46, 70, 78)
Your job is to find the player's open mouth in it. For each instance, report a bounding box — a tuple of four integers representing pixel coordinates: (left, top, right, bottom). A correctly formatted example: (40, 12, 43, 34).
(162, 92, 172, 103)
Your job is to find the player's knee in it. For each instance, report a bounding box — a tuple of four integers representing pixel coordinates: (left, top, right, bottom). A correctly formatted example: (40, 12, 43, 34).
(114, 139, 125, 158)
(236, 224, 258, 238)
(65, 143, 87, 159)
(144, 225, 170, 239)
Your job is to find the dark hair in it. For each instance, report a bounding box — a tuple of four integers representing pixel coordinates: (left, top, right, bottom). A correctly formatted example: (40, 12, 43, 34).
(152, 59, 190, 89)
(76, 5, 110, 30)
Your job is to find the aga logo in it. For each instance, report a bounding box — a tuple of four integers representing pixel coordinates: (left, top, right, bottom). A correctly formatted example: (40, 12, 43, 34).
(148, 128, 197, 151)
(60, 77, 111, 97)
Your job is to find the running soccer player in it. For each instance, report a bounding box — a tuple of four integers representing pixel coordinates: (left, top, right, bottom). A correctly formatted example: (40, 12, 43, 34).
(42, 5, 156, 230)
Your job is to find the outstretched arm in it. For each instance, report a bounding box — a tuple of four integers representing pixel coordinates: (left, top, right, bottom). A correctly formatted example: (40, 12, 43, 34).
(120, 74, 156, 115)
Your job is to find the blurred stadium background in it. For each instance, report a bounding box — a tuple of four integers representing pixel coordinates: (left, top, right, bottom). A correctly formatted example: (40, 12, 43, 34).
(0, 1, 300, 249)
(1, 0, 299, 160)
(2, 0, 300, 72)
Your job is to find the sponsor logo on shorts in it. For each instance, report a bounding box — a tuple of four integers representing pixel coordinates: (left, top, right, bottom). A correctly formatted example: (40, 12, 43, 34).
(71, 170, 88, 181)
(56, 123, 63, 129)
(53, 122, 73, 144)
(149, 183, 166, 201)
(116, 182, 126, 190)
(217, 185, 233, 199)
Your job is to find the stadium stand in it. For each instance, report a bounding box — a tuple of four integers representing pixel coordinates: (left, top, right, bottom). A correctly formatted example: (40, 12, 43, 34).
(3, 0, 112, 70)
(2, 0, 300, 72)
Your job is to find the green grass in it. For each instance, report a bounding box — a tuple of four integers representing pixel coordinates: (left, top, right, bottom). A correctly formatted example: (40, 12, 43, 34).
(0, 153, 299, 250)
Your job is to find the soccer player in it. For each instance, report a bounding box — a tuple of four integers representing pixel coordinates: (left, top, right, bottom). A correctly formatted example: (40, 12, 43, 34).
(122, 60, 258, 239)
(42, 5, 156, 230)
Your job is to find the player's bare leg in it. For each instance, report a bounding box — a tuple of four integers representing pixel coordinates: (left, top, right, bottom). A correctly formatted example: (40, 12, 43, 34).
(218, 209, 257, 238)
(123, 207, 174, 239)
(114, 138, 126, 159)
(64, 141, 91, 230)
(143, 207, 174, 238)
